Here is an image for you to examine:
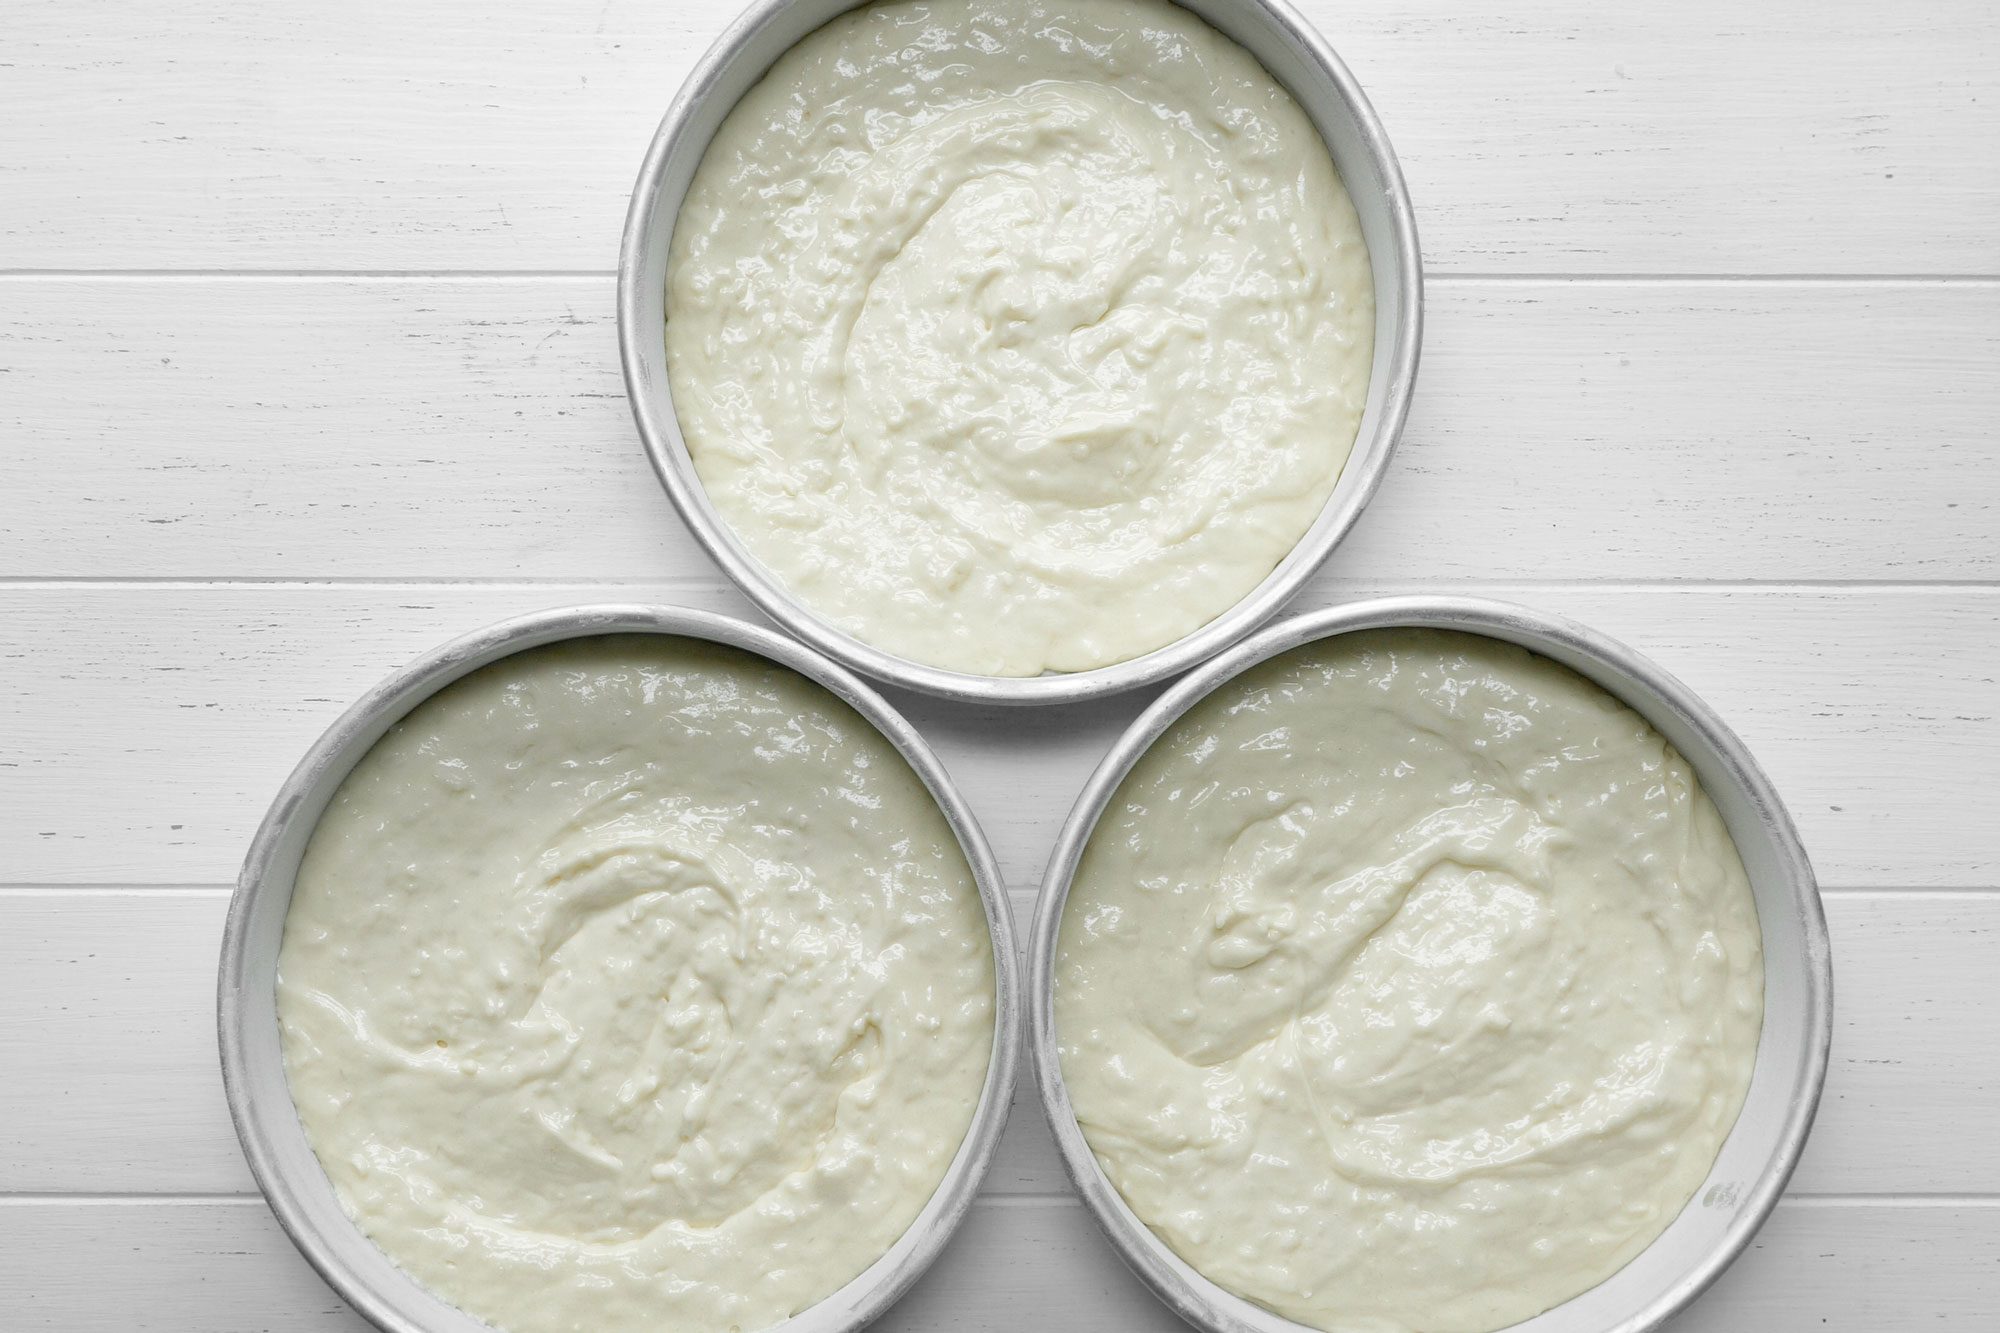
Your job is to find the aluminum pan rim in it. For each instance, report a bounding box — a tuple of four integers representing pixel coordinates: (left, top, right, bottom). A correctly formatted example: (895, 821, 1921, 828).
(219, 604, 1022, 1333)
(1027, 595, 1834, 1333)
(617, 0, 1423, 705)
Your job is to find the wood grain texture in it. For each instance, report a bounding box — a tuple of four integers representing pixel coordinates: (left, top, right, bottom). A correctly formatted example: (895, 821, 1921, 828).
(0, 584, 1992, 889)
(5, 0, 1998, 1324)
(3, 888, 1994, 1199)
(4, 277, 1996, 582)
(4, 1, 1996, 273)
(2, 1195, 1995, 1331)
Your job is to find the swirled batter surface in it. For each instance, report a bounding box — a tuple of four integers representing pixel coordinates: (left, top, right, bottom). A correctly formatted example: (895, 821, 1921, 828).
(666, 0, 1373, 676)
(279, 636, 995, 1333)
(1056, 629, 1763, 1332)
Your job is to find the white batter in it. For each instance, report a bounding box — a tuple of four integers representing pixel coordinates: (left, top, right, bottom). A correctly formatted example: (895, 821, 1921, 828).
(279, 636, 996, 1333)
(665, 0, 1374, 676)
(1056, 629, 1763, 1333)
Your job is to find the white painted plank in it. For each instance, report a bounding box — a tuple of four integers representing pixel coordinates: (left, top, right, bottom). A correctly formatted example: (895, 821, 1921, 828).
(4, 2, 1996, 273)
(3, 888, 1994, 1198)
(0, 1196, 1993, 1331)
(3, 277, 1995, 583)
(1806, 894, 2000, 1198)
(0, 892, 241, 1195)
(0, 584, 1992, 888)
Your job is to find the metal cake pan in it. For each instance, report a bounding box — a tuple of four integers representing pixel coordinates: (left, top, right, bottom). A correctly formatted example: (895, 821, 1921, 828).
(1028, 595, 1834, 1333)
(219, 604, 1022, 1333)
(618, 0, 1422, 705)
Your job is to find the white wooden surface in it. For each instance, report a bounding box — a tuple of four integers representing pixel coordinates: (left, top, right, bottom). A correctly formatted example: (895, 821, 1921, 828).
(2, 0, 1997, 1328)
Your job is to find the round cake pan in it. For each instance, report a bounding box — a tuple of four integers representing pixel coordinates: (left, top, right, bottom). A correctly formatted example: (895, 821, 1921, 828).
(218, 604, 1022, 1333)
(618, 0, 1422, 706)
(1028, 596, 1833, 1333)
